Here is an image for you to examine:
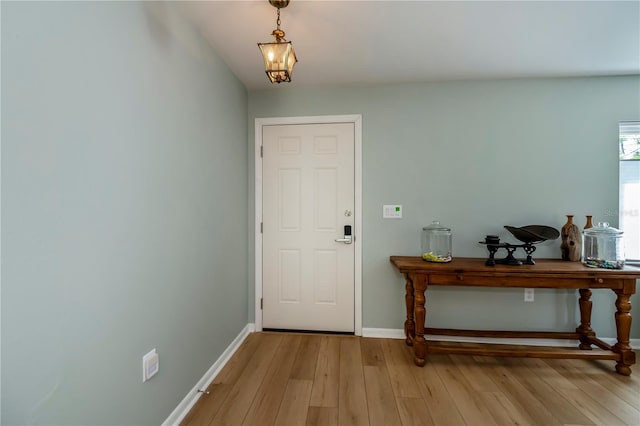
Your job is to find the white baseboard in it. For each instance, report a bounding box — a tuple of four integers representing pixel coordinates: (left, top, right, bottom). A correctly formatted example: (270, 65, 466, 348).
(163, 323, 255, 426)
(362, 328, 640, 348)
(362, 327, 406, 339)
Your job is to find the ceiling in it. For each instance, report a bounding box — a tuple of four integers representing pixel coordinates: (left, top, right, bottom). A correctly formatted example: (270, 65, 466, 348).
(180, 1, 640, 91)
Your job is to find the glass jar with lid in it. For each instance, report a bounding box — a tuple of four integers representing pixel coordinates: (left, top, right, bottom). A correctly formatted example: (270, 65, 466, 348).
(582, 222, 625, 269)
(421, 221, 452, 262)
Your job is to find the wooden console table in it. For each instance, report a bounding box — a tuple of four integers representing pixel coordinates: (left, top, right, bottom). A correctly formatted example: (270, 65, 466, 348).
(390, 256, 640, 375)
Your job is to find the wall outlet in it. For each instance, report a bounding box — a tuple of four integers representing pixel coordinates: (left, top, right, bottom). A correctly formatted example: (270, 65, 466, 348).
(524, 288, 534, 302)
(142, 349, 159, 382)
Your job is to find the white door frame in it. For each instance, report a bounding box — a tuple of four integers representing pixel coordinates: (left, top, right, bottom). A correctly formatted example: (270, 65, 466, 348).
(255, 115, 362, 335)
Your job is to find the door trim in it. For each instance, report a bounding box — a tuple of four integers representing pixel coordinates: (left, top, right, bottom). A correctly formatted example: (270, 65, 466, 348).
(254, 115, 362, 335)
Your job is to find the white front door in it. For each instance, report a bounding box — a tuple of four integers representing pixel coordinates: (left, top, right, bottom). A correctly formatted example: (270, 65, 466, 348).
(262, 122, 355, 332)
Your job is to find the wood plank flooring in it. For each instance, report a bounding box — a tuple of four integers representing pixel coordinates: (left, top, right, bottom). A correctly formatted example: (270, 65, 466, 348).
(181, 332, 640, 426)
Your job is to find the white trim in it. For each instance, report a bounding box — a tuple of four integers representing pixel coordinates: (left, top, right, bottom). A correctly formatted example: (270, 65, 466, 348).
(254, 118, 263, 332)
(162, 323, 255, 426)
(362, 328, 406, 339)
(362, 328, 640, 348)
(254, 115, 363, 336)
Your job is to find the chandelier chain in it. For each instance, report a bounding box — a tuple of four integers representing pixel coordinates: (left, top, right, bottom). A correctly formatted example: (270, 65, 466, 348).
(276, 8, 281, 30)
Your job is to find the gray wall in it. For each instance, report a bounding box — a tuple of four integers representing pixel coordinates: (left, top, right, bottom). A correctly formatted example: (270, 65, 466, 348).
(2, 2, 248, 425)
(248, 76, 640, 338)
(2, 2, 638, 424)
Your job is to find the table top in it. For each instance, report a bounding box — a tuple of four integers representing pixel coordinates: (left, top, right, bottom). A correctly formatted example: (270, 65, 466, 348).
(390, 256, 640, 279)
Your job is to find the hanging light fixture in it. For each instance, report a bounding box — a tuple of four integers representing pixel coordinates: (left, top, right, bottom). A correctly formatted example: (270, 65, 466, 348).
(257, 0, 298, 83)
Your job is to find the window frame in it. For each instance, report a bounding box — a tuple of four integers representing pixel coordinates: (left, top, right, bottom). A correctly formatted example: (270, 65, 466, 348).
(619, 121, 640, 264)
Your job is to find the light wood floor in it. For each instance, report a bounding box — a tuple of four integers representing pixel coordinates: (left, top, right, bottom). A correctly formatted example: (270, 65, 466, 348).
(181, 332, 640, 426)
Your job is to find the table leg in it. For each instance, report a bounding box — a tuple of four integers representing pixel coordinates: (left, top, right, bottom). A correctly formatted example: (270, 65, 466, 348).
(613, 286, 635, 376)
(412, 274, 428, 367)
(404, 274, 415, 346)
(576, 289, 595, 350)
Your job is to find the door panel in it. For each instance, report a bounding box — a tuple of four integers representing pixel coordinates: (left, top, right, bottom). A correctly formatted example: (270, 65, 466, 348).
(263, 123, 355, 332)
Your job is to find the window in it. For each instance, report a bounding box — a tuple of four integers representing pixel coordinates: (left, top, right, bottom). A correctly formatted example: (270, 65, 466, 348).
(619, 121, 640, 263)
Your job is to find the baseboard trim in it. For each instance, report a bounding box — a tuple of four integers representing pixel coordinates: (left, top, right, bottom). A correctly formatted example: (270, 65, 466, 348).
(163, 323, 255, 426)
(362, 328, 640, 348)
(362, 327, 406, 339)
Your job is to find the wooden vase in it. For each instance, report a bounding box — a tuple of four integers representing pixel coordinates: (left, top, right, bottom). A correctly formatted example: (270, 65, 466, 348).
(561, 215, 581, 261)
(585, 215, 594, 229)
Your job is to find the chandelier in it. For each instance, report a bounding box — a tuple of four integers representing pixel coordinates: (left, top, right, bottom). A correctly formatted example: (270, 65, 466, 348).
(257, 0, 298, 83)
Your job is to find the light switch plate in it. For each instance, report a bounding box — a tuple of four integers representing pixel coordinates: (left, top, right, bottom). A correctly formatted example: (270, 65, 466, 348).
(383, 205, 402, 219)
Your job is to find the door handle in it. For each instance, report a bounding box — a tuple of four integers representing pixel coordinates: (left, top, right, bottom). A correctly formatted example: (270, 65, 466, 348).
(335, 225, 353, 244)
(335, 236, 353, 244)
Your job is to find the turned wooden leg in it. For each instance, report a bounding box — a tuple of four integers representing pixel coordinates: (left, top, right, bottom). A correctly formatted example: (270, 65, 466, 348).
(613, 286, 635, 376)
(576, 289, 595, 350)
(412, 274, 428, 367)
(404, 275, 415, 346)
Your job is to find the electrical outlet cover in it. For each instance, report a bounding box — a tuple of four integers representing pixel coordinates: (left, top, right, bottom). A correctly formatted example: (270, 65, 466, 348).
(143, 349, 159, 382)
(524, 288, 534, 302)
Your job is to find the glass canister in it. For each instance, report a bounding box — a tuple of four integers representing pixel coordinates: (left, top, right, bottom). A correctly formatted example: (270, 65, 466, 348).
(421, 221, 452, 262)
(581, 222, 625, 269)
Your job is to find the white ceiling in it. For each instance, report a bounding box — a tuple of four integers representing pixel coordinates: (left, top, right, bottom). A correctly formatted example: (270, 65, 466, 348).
(180, 1, 640, 91)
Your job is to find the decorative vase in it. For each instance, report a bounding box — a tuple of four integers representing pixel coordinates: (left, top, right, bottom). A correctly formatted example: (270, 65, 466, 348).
(585, 215, 594, 230)
(561, 215, 581, 261)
